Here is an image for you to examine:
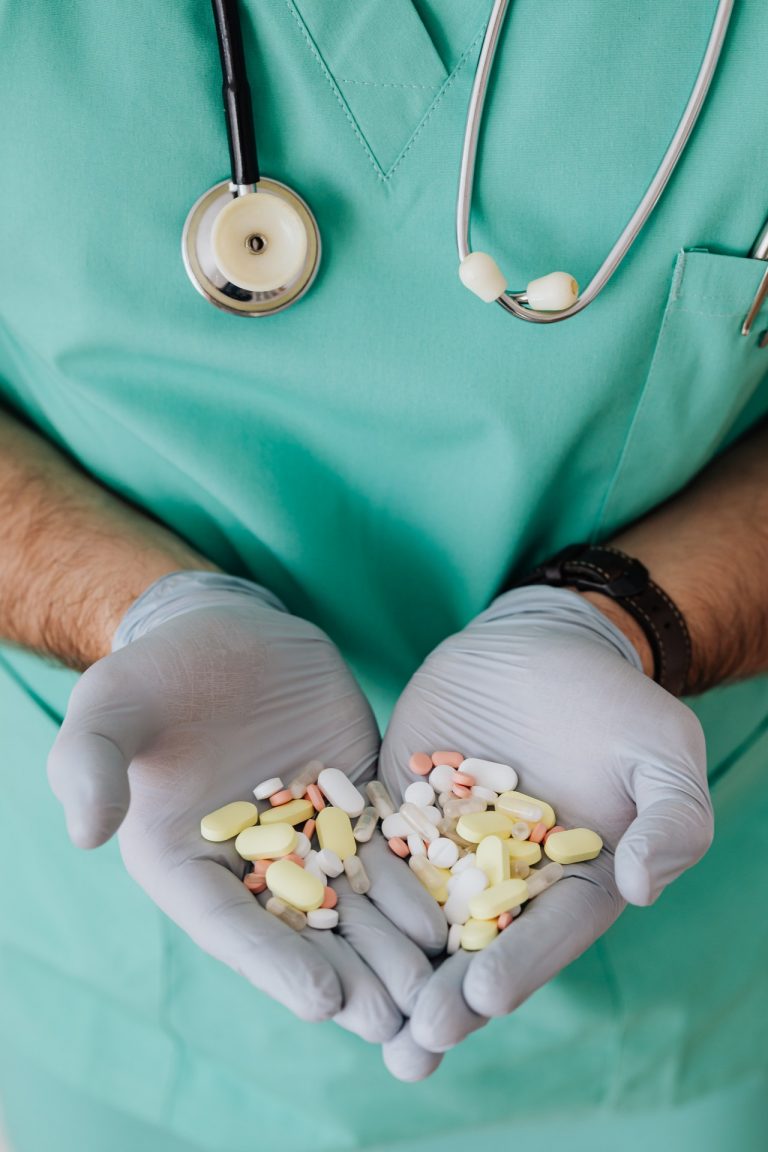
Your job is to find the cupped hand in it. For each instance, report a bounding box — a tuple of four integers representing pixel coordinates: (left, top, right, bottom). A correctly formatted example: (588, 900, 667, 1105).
(47, 572, 446, 1044)
(378, 586, 713, 1076)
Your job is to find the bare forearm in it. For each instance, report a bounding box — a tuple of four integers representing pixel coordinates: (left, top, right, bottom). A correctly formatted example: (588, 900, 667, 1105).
(0, 409, 217, 669)
(586, 419, 768, 694)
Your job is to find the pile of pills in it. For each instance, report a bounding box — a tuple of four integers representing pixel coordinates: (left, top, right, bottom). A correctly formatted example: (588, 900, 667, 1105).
(200, 761, 378, 933)
(199, 751, 602, 951)
(385, 750, 603, 953)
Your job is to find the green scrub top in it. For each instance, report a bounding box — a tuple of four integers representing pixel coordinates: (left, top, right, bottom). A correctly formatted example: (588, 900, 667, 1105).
(1, 2, 767, 1149)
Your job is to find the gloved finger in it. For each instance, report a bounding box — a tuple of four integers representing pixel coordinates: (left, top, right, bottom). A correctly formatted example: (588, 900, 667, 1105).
(460, 874, 624, 1022)
(408, 949, 489, 1053)
(358, 834, 449, 956)
(615, 762, 714, 906)
(304, 924, 403, 1044)
(333, 872, 434, 1015)
(151, 856, 343, 1023)
(382, 1020, 445, 1083)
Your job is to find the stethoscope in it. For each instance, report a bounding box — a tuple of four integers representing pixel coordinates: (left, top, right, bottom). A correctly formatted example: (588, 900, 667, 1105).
(182, 0, 765, 336)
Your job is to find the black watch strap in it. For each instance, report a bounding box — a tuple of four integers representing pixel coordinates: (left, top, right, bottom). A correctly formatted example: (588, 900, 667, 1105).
(503, 543, 692, 696)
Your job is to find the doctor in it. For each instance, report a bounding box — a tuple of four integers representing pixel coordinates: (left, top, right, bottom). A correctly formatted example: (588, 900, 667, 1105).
(0, 2, 766, 1151)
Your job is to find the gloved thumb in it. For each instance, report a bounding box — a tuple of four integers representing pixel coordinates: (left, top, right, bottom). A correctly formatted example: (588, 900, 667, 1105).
(614, 762, 714, 906)
(47, 659, 154, 849)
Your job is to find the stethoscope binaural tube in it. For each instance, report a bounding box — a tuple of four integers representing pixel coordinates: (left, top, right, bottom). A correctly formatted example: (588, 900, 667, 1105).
(457, 0, 735, 323)
(182, 1, 321, 316)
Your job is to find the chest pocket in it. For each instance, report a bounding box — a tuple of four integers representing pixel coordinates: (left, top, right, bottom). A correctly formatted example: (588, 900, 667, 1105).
(594, 249, 768, 539)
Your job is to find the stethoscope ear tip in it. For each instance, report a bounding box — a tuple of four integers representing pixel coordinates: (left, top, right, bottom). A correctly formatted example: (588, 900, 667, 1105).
(459, 253, 579, 311)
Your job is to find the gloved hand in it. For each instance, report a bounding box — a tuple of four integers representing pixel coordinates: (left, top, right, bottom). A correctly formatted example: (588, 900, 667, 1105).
(378, 586, 713, 1077)
(47, 571, 446, 1044)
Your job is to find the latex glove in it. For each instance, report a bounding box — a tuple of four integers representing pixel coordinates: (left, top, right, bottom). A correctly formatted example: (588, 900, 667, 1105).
(379, 586, 713, 1075)
(47, 572, 446, 1044)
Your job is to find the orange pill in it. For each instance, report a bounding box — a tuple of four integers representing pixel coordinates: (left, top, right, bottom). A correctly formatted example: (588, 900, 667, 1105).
(529, 822, 548, 844)
(244, 873, 267, 893)
(409, 752, 433, 776)
(388, 837, 410, 858)
(252, 859, 273, 876)
(544, 825, 566, 842)
(269, 788, 294, 806)
(306, 783, 325, 811)
(303, 818, 316, 840)
(432, 751, 465, 768)
(453, 772, 476, 787)
(452, 785, 472, 799)
(497, 911, 514, 929)
(321, 886, 338, 909)
(285, 853, 305, 867)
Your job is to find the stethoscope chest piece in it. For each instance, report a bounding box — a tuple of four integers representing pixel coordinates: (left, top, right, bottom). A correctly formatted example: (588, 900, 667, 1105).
(182, 177, 321, 316)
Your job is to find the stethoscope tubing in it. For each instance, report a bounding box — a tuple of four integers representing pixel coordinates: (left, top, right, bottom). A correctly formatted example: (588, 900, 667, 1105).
(457, 0, 735, 323)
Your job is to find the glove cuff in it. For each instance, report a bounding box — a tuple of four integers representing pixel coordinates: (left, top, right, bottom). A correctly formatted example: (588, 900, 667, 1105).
(112, 571, 287, 651)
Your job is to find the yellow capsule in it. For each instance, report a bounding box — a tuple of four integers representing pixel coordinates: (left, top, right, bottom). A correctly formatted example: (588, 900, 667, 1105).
(259, 798, 315, 827)
(544, 828, 603, 864)
(200, 801, 259, 842)
(265, 859, 325, 912)
(468, 878, 529, 920)
(456, 811, 515, 844)
(460, 918, 499, 951)
(235, 823, 297, 861)
(316, 806, 357, 860)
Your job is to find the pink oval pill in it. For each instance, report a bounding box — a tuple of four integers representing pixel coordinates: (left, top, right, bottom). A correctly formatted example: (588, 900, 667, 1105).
(388, 837, 410, 858)
(302, 818, 316, 840)
(497, 911, 514, 929)
(269, 788, 294, 806)
(452, 785, 472, 799)
(306, 783, 325, 811)
(453, 772, 476, 787)
(321, 886, 338, 909)
(244, 874, 267, 893)
(529, 822, 547, 844)
(285, 853, 305, 867)
(544, 825, 566, 842)
(432, 751, 465, 768)
(409, 752, 433, 776)
(252, 860, 273, 876)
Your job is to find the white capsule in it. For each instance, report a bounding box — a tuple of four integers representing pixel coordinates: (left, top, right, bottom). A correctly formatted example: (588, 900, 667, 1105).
(525, 862, 564, 899)
(365, 780, 396, 819)
(443, 867, 488, 926)
(459, 250, 507, 303)
(381, 812, 411, 839)
(427, 837, 459, 869)
(446, 923, 463, 955)
(407, 833, 426, 856)
(253, 777, 284, 801)
(265, 897, 306, 932)
(459, 758, 518, 794)
(316, 848, 344, 878)
(510, 821, 531, 840)
(400, 802, 439, 843)
(344, 855, 370, 894)
(317, 768, 365, 816)
(404, 781, 436, 809)
(290, 760, 324, 799)
(307, 908, 339, 930)
(525, 270, 579, 312)
(352, 806, 379, 843)
(442, 797, 486, 821)
(303, 850, 327, 884)
(471, 786, 498, 804)
(429, 764, 457, 793)
(423, 805, 442, 825)
(450, 852, 477, 875)
(293, 831, 311, 858)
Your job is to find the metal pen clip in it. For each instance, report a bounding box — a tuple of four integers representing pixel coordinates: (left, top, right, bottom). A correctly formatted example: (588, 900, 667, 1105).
(741, 214, 768, 343)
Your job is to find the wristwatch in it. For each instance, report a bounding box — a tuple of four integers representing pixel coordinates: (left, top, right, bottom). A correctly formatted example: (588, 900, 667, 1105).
(503, 543, 692, 696)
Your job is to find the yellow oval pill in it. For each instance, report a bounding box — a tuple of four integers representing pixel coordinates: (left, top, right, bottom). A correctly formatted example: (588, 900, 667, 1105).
(544, 828, 603, 864)
(259, 798, 315, 827)
(461, 918, 499, 951)
(200, 801, 258, 842)
(469, 878, 529, 920)
(475, 835, 510, 886)
(316, 807, 357, 860)
(235, 823, 298, 861)
(266, 859, 325, 912)
(495, 791, 556, 828)
(456, 811, 515, 843)
(505, 839, 542, 866)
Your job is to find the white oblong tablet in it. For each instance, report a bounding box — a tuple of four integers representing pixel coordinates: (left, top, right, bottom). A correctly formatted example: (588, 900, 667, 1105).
(459, 758, 518, 793)
(317, 768, 366, 817)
